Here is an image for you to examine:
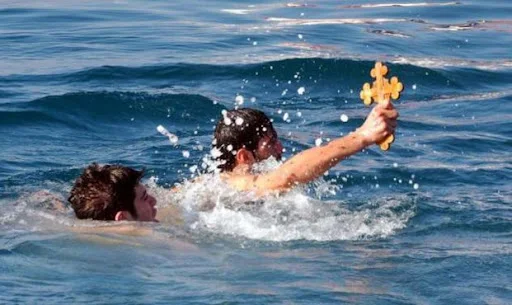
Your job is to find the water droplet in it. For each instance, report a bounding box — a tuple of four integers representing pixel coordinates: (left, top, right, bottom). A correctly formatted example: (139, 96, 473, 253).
(235, 95, 244, 105)
(340, 114, 349, 122)
(210, 148, 222, 158)
(413, 183, 419, 190)
(156, 125, 179, 144)
(297, 87, 305, 95)
(315, 138, 323, 147)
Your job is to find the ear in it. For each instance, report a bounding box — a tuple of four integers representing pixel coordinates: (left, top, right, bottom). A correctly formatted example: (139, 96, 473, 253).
(114, 211, 134, 221)
(235, 148, 256, 166)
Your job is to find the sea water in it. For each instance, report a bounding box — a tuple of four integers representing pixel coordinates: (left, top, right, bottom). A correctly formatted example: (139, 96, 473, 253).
(1, 1, 511, 304)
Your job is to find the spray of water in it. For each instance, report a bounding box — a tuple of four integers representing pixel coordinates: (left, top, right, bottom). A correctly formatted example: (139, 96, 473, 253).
(148, 159, 415, 242)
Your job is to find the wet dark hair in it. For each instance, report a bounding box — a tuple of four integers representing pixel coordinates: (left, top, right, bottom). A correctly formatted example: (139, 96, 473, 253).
(213, 108, 276, 172)
(68, 163, 143, 220)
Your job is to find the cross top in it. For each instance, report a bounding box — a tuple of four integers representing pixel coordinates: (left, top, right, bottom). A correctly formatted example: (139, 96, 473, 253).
(359, 62, 404, 151)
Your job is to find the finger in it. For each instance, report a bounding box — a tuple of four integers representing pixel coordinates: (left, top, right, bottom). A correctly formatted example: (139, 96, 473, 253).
(380, 98, 391, 109)
(385, 121, 396, 134)
(374, 104, 389, 117)
(382, 109, 398, 119)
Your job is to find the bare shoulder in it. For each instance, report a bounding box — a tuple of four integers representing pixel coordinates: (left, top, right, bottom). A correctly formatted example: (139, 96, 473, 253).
(157, 205, 184, 225)
(221, 172, 287, 196)
(221, 172, 257, 191)
(71, 223, 153, 236)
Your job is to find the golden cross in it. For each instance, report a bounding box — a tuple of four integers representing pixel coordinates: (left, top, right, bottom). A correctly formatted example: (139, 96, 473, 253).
(359, 62, 403, 151)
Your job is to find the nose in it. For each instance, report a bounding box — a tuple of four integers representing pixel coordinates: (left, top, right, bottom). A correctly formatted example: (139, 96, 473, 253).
(277, 140, 283, 152)
(274, 140, 284, 159)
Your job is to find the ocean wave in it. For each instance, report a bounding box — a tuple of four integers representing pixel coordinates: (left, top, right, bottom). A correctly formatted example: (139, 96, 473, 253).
(0, 91, 225, 128)
(3, 58, 510, 96)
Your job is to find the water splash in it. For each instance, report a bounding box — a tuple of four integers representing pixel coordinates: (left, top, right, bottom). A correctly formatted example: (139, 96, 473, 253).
(153, 159, 416, 242)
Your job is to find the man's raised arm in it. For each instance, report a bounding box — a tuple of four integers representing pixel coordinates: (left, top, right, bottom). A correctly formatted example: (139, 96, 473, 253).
(252, 103, 398, 192)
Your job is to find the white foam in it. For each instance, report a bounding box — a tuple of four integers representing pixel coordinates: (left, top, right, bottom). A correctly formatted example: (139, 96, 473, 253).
(221, 9, 252, 15)
(195, 191, 414, 241)
(267, 17, 408, 26)
(388, 56, 512, 71)
(344, 2, 460, 9)
(167, 159, 415, 241)
(0, 190, 73, 232)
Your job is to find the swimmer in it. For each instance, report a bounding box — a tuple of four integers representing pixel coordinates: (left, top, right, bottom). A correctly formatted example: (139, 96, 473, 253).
(211, 104, 397, 194)
(68, 163, 158, 222)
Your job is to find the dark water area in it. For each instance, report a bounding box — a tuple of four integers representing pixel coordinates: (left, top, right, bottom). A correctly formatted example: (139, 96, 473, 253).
(1, 1, 511, 304)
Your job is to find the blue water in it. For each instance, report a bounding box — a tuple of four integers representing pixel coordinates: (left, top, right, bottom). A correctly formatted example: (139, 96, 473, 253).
(1, 1, 512, 304)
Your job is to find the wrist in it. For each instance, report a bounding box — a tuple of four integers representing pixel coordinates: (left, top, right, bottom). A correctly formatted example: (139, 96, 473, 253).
(354, 128, 373, 147)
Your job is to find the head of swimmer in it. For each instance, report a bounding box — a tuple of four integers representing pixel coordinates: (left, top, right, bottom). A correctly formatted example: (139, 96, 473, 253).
(68, 164, 157, 222)
(213, 108, 283, 172)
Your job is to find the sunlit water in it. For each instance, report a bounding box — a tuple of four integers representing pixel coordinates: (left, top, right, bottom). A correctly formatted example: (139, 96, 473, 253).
(1, 1, 511, 304)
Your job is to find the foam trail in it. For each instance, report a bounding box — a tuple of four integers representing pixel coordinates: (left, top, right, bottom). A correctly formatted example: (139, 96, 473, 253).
(368, 29, 411, 38)
(429, 21, 482, 31)
(220, 9, 253, 15)
(266, 17, 408, 26)
(343, 2, 461, 9)
(389, 56, 512, 71)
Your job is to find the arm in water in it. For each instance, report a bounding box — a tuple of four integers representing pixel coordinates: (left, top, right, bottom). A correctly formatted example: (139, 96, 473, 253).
(230, 102, 398, 193)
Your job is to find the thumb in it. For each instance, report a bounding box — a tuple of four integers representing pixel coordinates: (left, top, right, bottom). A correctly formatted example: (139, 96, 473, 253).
(380, 99, 394, 110)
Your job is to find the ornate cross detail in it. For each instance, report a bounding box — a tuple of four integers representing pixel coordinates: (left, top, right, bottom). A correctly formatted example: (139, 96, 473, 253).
(359, 62, 403, 151)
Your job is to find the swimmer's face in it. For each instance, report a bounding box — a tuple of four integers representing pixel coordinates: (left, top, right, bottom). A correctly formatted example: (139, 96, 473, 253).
(254, 133, 283, 162)
(133, 184, 157, 222)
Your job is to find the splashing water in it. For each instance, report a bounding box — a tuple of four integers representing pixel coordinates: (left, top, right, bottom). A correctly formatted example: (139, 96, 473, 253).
(156, 125, 179, 144)
(148, 159, 415, 242)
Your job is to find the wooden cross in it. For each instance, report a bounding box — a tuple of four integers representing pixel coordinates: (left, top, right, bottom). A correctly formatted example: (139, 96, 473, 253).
(359, 62, 403, 151)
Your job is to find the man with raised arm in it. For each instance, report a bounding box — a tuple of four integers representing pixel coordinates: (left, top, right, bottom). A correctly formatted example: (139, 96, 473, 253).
(212, 103, 397, 195)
